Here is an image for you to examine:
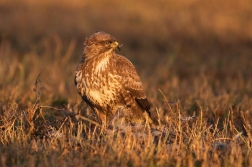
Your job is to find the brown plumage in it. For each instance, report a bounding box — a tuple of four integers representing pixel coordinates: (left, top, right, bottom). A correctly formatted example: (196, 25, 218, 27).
(75, 31, 157, 126)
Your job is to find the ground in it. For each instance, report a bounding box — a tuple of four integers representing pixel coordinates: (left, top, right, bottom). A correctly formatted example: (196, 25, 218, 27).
(0, 0, 252, 166)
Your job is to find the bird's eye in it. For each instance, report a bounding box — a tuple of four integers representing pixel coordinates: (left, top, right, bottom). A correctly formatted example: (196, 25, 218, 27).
(105, 41, 112, 45)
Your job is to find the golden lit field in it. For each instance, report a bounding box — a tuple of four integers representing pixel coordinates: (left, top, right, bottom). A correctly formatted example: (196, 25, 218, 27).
(0, 0, 252, 166)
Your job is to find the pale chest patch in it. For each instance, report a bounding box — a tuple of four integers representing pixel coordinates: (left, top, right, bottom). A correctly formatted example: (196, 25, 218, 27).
(88, 89, 103, 104)
(94, 55, 110, 73)
(86, 74, 122, 108)
(88, 87, 114, 104)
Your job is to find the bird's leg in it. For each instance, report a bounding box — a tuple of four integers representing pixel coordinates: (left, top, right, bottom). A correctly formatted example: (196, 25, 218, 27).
(109, 107, 133, 131)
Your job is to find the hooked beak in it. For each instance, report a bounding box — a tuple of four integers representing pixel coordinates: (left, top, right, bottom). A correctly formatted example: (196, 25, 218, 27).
(111, 41, 123, 51)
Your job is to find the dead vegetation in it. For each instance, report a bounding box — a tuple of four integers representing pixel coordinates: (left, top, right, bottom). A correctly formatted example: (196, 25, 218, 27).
(0, 0, 252, 166)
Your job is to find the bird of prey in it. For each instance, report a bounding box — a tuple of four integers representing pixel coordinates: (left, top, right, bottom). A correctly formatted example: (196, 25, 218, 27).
(75, 31, 157, 126)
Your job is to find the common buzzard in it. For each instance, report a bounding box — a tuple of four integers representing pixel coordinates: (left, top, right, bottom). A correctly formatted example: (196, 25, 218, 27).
(75, 31, 157, 126)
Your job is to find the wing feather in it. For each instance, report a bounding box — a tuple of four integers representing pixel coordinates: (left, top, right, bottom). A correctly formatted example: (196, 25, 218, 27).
(115, 55, 151, 112)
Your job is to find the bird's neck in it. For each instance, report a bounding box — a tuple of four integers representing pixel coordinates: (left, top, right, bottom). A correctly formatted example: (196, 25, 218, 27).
(81, 51, 114, 74)
(82, 46, 98, 60)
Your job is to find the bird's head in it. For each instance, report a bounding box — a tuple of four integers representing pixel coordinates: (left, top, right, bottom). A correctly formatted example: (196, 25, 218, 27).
(83, 31, 122, 57)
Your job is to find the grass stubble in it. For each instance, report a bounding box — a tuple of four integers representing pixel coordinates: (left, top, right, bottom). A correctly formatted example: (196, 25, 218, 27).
(0, 0, 252, 166)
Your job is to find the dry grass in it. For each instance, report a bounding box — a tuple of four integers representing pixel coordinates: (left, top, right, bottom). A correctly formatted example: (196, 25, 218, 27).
(0, 0, 252, 166)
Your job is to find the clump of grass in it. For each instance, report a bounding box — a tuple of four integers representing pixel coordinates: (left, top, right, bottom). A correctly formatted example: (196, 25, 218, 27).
(0, 74, 251, 166)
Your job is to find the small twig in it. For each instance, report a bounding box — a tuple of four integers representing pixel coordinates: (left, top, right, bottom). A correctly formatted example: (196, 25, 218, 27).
(32, 71, 44, 110)
(76, 115, 101, 127)
(212, 137, 233, 141)
(179, 112, 196, 121)
(234, 128, 245, 142)
(53, 117, 68, 140)
(158, 89, 170, 107)
(40, 105, 62, 111)
(158, 89, 177, 113)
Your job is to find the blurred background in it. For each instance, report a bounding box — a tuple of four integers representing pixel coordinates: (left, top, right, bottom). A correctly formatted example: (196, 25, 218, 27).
(0, 0, 251, 116)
